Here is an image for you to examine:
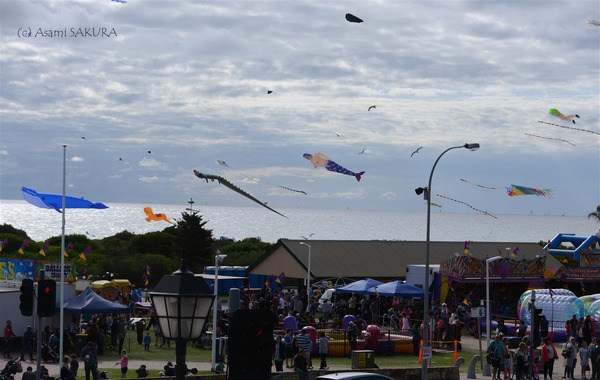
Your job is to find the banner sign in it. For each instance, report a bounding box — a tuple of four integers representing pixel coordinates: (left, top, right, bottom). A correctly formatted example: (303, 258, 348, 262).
(0, 258, 35, 281)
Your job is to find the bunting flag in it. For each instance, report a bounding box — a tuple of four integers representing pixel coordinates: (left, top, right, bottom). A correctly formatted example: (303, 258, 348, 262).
(497, 248, 503, 257)
(264, 279, 271, 287)
(511, 246, 520, 258)
(64, 242, 74, 258)
(0, 238, 8, 253)
(463, 241, 471, 255)
(581, 281, 586, 295)
(549, 288, 554, 301)
(39, 241, 50, 256)
(79, 245, 92, 261)
(18, 240, 29, 255)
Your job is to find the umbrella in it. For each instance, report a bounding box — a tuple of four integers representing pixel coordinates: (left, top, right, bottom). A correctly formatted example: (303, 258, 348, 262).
(365, 280, 424, 298)
(336, 278, 383, 295)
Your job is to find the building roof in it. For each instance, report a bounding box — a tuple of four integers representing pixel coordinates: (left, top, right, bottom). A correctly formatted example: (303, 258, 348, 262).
(246, 239, 562, 281)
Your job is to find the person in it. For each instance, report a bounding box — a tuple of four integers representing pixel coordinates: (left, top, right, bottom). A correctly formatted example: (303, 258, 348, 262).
(20, 326, 34, 362)
(321, 300, 331, 322)
(364, 332, 373, 350)
(143, 332, 151, 351)
(293, 348, 308, 380)
(318, 331, 330, 370)
(497, 319, 508, 336)
(22, 366, 36, 380)
(518, 320, 527, 338)
(541, 337, 558, 380)
(117, 316, 127, 354)
(295, 329, 312, 369)
(273, 334, 285, 372)
(69, 354, 79, 378)
(135, 365, 148, 378)
(284, 329, 294, 368)
(117, 350, 128, 379)
(163, 362, 175, 377)
(3, 320, 16, 359)
(214, 356, 225, 374)
(80, 341, 98, 380)
(502, 336, 511, 380)
(540, 315, 549, 340)
(563, 336, 578, 379)
(347, 321, 358, 354)
(134, 318, 145, 345)
(580, 341, 590, 380)
(61, 356, 76, 380)
(514, 342, 529, 380)
(410, 322, 422, 356)
(488, 333, 505, 380)
(590, 337, 600, 380)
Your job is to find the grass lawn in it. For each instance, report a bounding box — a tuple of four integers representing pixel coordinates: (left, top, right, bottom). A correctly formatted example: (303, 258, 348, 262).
(93, 330, 481, 378)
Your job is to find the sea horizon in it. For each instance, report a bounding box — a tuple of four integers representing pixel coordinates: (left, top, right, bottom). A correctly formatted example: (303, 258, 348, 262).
(0, 199, 598, 244)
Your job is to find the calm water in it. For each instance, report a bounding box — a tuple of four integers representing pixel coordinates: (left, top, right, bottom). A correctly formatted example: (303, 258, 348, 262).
(0, 199, 597, 243)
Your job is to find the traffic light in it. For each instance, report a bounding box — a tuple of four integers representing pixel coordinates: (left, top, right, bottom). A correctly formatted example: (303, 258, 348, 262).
(37, 279, 56, 317)
(19, 279, 34, 316)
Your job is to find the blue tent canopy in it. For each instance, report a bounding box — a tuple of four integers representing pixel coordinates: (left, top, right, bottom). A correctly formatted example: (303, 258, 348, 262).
(335, 278, 383, 295)
(365, 280, 424, 298)
(61, 287, 131, 314)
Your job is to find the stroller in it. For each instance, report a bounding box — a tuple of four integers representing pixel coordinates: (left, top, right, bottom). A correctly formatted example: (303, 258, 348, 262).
(0, 358, 22, 380)
(41, 342, 59, 363)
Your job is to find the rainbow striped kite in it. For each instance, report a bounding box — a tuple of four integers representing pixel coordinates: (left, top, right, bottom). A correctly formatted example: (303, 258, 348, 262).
(506, 184, 553, 198)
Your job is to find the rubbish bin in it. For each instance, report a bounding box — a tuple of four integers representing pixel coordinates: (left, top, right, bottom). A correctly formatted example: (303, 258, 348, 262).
(75, 334, 88, 354)
(215, 337, 228, 358)
(351, 350, 376, 369)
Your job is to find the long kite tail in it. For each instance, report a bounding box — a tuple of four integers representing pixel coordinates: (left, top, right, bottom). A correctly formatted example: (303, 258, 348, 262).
(524, 133, 575, 146)
(538, 120, 600, 136)
(436, 193, 498, 218)
(278, 185, 307, 195)
(193, 170, 287, 218)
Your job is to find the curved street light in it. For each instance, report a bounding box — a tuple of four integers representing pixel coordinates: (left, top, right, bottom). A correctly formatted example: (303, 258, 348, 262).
(416, 143, 480, 380)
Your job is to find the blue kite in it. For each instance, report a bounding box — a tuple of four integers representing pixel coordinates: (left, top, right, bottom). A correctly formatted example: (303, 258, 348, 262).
(21, 187, 108, 213)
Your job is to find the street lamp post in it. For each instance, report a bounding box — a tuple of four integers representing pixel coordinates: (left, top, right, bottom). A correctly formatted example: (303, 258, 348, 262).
(486, 255, 503, 348)
(211, 252, 227, 371)
(415, 143, 479, 380)
(299, 242, 312, 301)
(149, 259, 214, 380)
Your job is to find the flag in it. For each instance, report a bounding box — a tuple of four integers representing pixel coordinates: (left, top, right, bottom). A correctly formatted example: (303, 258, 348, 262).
(462, 290, 473, 305)
(18, 240, 29, 254)
(549, 288, 554, 301)
(0, 238, 8, 253)
(581, 281, 586, 295)
(142, 264, 151, 286)
(39, 241, 50, 256)
(463, 241, 470, 255)
(511, 246, 520, 258)
(64, 242, 73, 257)
(497, 248, 503, 257)
(79, 245, 92, 261)
(264, 279, 270, 287)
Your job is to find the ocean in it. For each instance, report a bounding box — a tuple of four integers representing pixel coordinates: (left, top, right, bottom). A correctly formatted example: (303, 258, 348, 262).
(0, 199, 597, 244)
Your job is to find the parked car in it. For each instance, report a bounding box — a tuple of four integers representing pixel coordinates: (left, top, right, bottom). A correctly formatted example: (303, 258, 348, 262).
(316, 372, 394, 380)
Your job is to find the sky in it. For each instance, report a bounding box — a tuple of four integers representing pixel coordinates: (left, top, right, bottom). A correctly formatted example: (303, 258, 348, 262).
(1, 0, 599, 218)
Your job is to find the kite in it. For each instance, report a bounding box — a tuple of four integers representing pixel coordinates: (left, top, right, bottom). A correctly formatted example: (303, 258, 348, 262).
(460, 179, 503, 190)
(587, 20, 600, 26)
(21, 186, 108, 213)
(460, 179, 553, 197)
(524, 133, 575, 146)
(506, 184, 553, 198)
(144, 207, 174, 224)
(436, 194, 497, 218)
(345, 13, 363, 23)
(267, 90, 273, 94)
(111, 0, 127, 3)
(368, 105, 376, 112)
(429, 202, 442, 208)
(548, 109, 580, 124)
(216, 160, 229, 167)
(193, 170, 287, 218)
(277, 185, 307, 195)
(411, 147, 423, 157)
(537, 120, 600, 136)
(303, 152, 365, 181)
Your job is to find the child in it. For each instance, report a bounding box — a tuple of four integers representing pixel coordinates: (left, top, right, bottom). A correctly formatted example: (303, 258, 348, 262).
(143, 332, 151, 351)
(215, 356, 225, 374)
(135, 365, 149, 378)
(118, 350, 128, 379)
(580, 341, 589, 380)
(69, 354, 79, 378)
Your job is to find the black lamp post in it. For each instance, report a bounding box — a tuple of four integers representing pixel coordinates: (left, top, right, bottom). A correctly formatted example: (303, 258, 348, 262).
(415, 143, 479, 380)
(150, 259, 214, 380)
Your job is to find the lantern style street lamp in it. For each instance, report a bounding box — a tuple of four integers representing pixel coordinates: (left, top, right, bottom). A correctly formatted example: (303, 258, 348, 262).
(150, 259, 214, 380)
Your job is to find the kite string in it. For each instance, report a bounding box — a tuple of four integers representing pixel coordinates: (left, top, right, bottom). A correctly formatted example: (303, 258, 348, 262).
(537, 120, 600, 136)
(524, 133, 575, 146)
(459, 179, 502, 190)
(436, 193, 498, 219)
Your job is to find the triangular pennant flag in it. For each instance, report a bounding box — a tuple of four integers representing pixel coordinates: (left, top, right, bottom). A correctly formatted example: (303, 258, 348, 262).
(39, 241, 50, 256)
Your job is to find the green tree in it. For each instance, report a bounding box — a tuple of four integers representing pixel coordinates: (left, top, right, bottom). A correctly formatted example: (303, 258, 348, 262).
(588, 205, 600, 222)
(171, 211, 214, 272)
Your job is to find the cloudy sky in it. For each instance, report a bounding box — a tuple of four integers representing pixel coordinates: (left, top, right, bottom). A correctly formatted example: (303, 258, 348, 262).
(1, 0, 598, 218)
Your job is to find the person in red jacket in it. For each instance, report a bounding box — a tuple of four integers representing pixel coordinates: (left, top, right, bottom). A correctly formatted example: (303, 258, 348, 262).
(541, 337, 559, 380)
